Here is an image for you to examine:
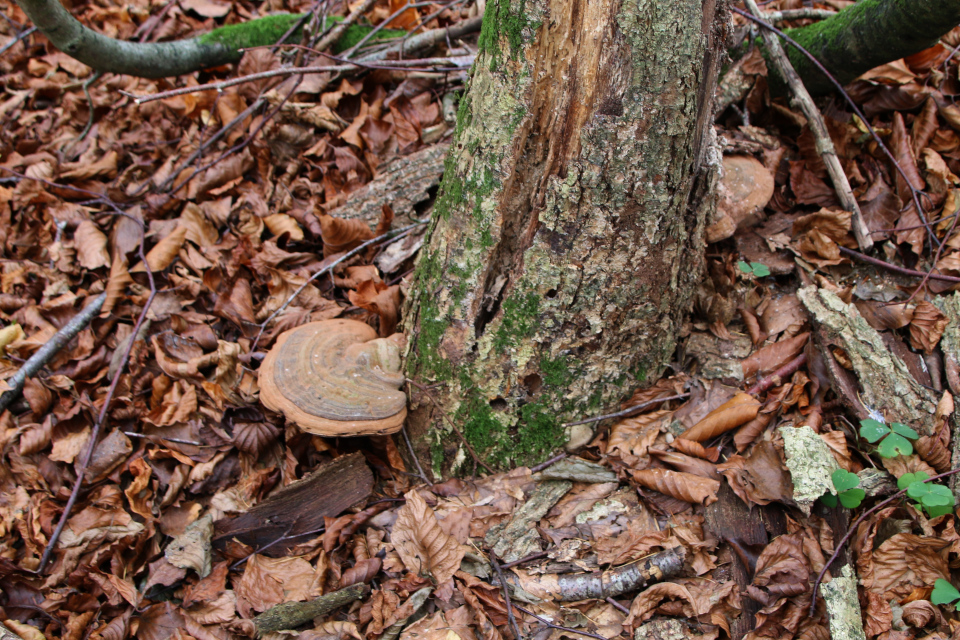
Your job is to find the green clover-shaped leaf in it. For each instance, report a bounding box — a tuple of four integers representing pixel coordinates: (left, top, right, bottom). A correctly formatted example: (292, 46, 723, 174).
(932, 579, 960, 607)
(907, 481, 932, 500)
(878, 433, 913, 458)
(859, 419, 888, 443)
(838, 488, 865, 509)
(890, 422, 919, 440)
(832, 469, 860, 493)
(737, 261, 753, 274)
(820, 493, 838, 508)
(751, 263, 771, 277)
(898, 472, 929, 490)
(922, 485, 954, 507)
(926, 504, 954, 518)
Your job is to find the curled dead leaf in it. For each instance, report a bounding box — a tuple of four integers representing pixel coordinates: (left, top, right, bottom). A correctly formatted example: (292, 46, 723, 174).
(632, 468, 720, 505)
(908, 301, 948, 354)
(680, 393, 760, 442)
(391, 490, 465, 600)
(319, 213, 375, 255)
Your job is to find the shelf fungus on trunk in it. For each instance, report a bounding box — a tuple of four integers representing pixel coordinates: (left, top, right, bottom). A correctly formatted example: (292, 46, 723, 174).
(259, 319, 407, 436)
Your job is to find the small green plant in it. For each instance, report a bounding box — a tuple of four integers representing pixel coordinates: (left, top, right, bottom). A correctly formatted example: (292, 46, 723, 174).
(738, 260, 771, 278)
(897, 472, 955, 518)
(932, 578, 960, 610)
(859, 418, 918, 458)
(820, 469, 865, 509)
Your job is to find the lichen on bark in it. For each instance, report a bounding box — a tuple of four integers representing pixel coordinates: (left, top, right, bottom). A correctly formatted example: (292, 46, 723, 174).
(403, 0, 725, 472)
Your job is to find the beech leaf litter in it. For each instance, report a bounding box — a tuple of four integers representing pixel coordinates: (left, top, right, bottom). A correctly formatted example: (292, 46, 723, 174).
(3, 0, 960, 639)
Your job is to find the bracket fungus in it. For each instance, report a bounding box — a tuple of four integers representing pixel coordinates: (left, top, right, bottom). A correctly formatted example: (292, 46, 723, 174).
(259, 319, 407, 436)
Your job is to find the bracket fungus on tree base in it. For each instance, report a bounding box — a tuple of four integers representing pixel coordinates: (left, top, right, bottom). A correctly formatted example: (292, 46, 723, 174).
(259, 319, 407, 436)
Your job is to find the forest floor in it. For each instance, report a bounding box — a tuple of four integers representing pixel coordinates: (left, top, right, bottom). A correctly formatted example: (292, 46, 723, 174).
(1, 0, 960, 639)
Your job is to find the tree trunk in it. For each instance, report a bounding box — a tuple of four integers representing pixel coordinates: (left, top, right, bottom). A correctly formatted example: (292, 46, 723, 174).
(403, 0, 727, 473)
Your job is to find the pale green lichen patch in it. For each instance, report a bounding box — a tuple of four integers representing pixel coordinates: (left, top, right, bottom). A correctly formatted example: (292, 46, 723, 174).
(822, 565, 867, 640)
(779, 425, 836, 514)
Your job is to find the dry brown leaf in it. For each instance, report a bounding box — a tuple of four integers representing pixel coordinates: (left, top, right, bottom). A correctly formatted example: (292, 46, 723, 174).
(891, 111, 926, 201)
(235, 554, 324, 614)
(178, 202, 220, 247)
(679, 393, 760, 442)
(348, 281, 401, 336)
(671, 437, 719, 462)
(648, 449, 719, 479)
(631, 468, 720, 505)
(741, 332, 809, 379)
(340, 557, 381, 587)
(392, 490, 465, 601)
(909, 300, 948, 353)
(263, 213, 305, 242)
(101, 253, 133, 316)
(75, 220, 110, 270)
(319, 213, 375, 255)
(133, 226, 187, 273)
(716, 441, 792, 506)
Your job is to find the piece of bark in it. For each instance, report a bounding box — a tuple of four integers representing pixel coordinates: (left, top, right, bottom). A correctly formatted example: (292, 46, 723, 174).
(799, 286, 937, 434)
(705, 483, 772, 640)
(485, 480, 572, 563)
(214, 452, 373, 555)
(254, 584, 367, 635)
(934, 292, 960, 494)
(780, 425, 834, 515)
(327, 144, 449, 226)
(508, 547, 684, 601)
(821, 565, 867, 640)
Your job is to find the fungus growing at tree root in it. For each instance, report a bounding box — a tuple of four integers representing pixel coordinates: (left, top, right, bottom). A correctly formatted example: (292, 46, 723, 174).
(259, 319, 407, 436)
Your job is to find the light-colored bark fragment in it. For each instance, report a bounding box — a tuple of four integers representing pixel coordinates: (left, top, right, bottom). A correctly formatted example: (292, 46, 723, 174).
(780, 424, 835, 515)
(822, 565, 867, 640)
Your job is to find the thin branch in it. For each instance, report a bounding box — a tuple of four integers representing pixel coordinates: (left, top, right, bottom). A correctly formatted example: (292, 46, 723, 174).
(742, 0, 871, 251)
(838, 246, 960, 283)
(406, 378, 495, 475)
(252, 220, 426, 350)
(499, 551, 548, 570)
(530, 453, 566, 473)
(0, 292, 106, 414)
(605, 597, 630, 615)
(38, 213, 157, 573)
(810, 466, 960, 616)
(746, 353, 807, 396)
(488, 551, 523, 640)
(0, 25, 35, 56)
(760, 8, 836, 23)
(511, 603, 610, 640)
(401, 423, 433, 486)
(563, 393, 690, 428)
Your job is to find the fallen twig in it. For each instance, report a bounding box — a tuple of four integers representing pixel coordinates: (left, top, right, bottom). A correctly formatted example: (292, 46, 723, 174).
(530, 452, 566, 473)
(742, 0, 872, 251)
(38, 216, 157, 573)
(401, 423, 433, 486)
(406, 378, 495, 475)
(810, 466, 960, 616)
(746, 353, 807, 396)
(563, 393, 690, 428)
(0, 25, 35, 56)
(512, 603, 610, 640)
(0, 291, 106, 415)
(255, 584, 367, 635)
(488, 551, 523, 640)
(838, 246, 960, 283)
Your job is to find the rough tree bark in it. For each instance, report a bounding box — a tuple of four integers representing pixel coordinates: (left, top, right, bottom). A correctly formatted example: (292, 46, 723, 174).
(402, 0, 727, 473)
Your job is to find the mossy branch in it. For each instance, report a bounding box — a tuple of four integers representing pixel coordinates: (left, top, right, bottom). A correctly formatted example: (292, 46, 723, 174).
(12, 0, 403, 79)
(780, 0, 960, 96)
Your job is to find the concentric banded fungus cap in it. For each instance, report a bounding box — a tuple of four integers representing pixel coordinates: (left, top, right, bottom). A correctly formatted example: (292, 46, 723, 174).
(259, 319, 407, 436)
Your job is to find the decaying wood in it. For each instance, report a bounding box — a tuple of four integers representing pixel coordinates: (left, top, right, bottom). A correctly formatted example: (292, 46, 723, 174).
(403, 0, 728, 471)
(485, 480, 571, 563)
(254, 584, 367, 635)
(506, 547, 685, 601)
(821, 565, 867, 640)
(214, 452, 373, 554)
(327, 143, 449, 226)
(704, 483, 771, 640)
(799, 286, 938, 433)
